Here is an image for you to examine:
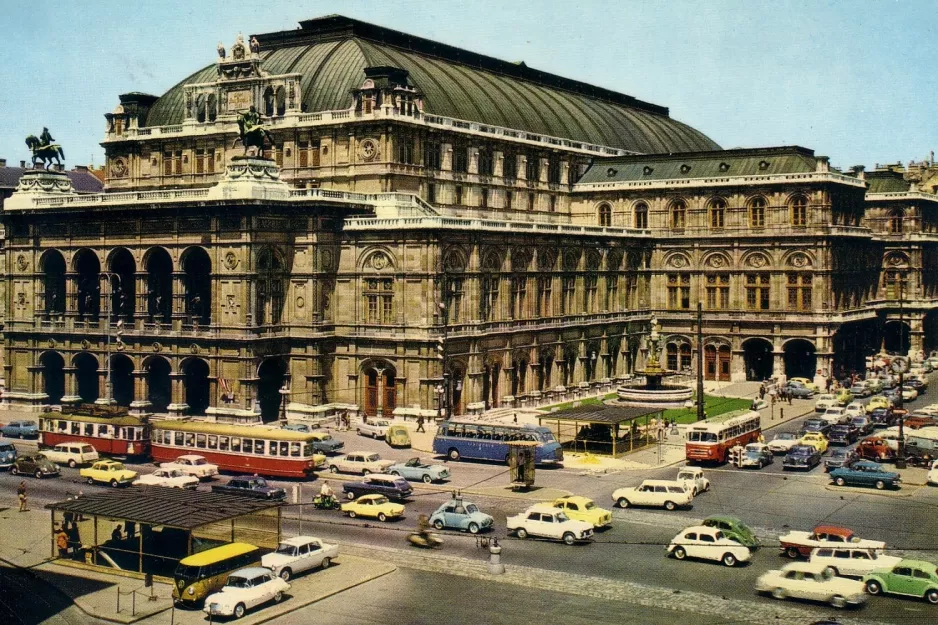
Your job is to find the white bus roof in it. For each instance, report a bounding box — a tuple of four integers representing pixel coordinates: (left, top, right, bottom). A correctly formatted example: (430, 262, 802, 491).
(688, 411, 759, 432)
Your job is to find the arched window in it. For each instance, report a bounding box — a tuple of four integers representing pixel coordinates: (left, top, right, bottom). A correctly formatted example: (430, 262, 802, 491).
(42, 251, 66, 318)
(598, 203, 612, 227)
(790, 196, 808, 227)
(196, 95, 206, 123)
(670, 200, 686, 229)
(889, 209, 904, 234)
(749, 197, 766, 228)
(206, 94, 217, 122)
(263, 87, 275, 117)
(275, 87, 286, 116)
(709, 199, 725, 229)
(255, 249, 284, 326)
(634, 202, 648, 229)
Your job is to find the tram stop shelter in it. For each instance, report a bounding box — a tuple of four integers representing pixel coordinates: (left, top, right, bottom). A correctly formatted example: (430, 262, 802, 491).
(46, 488, 282, 579)
(539, 404, 664, 457)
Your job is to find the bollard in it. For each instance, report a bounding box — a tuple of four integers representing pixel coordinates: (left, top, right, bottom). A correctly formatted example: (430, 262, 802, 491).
(293, 484, 299, 504)
(487, 538, 505, 574)
(780, 408, 784, 422)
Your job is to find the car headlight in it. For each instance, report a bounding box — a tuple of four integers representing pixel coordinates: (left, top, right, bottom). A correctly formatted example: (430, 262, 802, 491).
(187, 587, 195, 596)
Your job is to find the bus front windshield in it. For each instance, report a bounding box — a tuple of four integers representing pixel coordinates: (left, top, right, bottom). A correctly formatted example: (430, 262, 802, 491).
(174, 564, 201, 584)
(688, 431, 718, 443)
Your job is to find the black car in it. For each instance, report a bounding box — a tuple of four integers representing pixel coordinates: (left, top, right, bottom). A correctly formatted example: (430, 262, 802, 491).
(342, 474, 413, 501)
(828, 424, 858, 445)
(905, 378, 927, 393)
(800, 418, 832, 437)
(824, 448, 858, 472)
(782, 445, 822, 470)
(868, 407, 892, 426)
(211, 476, 286, 500)
(903, 440, 936, 468)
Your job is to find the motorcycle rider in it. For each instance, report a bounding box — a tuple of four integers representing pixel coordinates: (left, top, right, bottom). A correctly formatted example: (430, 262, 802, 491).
(412, 513, 440, 547)
(318, 480, 335, 507)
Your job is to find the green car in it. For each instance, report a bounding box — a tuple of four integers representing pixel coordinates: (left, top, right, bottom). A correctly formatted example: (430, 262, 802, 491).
(863, 559, 938, 604)
(701, 515, 759, 550)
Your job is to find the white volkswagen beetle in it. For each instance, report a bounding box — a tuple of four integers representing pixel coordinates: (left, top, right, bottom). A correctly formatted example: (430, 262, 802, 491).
(755, 561, 868, 609)
(675, 467, 710, 496)
(667, 525, 751, 567)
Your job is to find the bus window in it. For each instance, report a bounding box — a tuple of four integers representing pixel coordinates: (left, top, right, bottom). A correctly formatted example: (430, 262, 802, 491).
(437, 423, 449, 436)
(254, 440, 265, 455)
(219, 436, 229, 451)
(208, 435, 218, 450)
(195, 434, 206, 449)
(174, 431, 185, 446)
(231, 438, 242, 453)
(290, 442, 301, 457)
(242, 438, 253, 454)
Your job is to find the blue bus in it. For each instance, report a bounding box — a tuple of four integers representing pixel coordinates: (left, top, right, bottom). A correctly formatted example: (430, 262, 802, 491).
(432, 421, 564, 465)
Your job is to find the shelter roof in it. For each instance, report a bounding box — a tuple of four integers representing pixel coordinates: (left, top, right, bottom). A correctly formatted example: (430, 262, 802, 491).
(540, 404, 662, 425)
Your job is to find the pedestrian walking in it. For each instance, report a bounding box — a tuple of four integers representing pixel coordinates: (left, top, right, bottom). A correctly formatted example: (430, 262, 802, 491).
(56, 526, 69, 558)
(17, 481, 27, 512)
(416, 414, 426, 433)
(759, 386, 766, 400)
(787, 390, 792, 405)
(68, 521, 82, 557)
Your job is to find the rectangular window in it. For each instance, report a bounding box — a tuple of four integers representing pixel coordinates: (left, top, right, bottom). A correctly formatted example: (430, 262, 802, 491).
(427, 183, 436, 204)
(884, 271, 908, 300)
(503, 152, 517, 179)
(208, 435, 218, 450)
(526, 155, 540, 181)
(506, 190, 513, 209)
(453, 145, 468, 173)
(290, 442, 301, 457)
(445, 278, 463, 323)
(705, 275, 730, 310)
(537, 276, 552, 317)
(174, 431, 184, 446)
(787, 274, 813, 310)
(424, 141, 441, 170)
(605, 275, 619, 311)
(478, 148, 493, 176)
(195, 434, 206, 449)
(174, 151, 182, 175)
(195, 149, 205, 174)
(528, 192, 536, 211)
(625, 274, 638, 308)
(547, 157, 561, 184)
(480, 188, 489, 208)
(299, 141, 309, 167)
(584, 275, 598, 313)
(746, 274, 771, 310)
(482, 276, 499, 322)
(242, 438, 253, 454)
(667, 274, 691, 309)
(454, 186, 463, 205)
(163, 151, 172, 176)
(310, 139, 321, 167)
(254, 440, 265, 455)
(397, 136, 416, 165)
(561, 276, 576, 315)
(510, 277, 527, 318)
(219, 436, 229, 451)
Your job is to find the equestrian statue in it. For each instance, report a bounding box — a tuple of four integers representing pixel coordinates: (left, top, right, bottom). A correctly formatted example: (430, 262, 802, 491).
(234, 106, 273, 156)
(25, 127, 65, 167)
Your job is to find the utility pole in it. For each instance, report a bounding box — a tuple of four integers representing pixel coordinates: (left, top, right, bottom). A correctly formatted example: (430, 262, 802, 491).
(896, 275, 907, 469)
(696, 302, 705, 421)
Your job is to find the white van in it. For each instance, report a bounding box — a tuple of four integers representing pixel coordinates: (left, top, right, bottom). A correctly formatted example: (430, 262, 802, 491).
(41, 442, 99, 468)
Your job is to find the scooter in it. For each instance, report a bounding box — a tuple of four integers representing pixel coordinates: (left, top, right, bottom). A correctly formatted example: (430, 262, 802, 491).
(311, 494, 340, 510)
(407, 531, 444, 549)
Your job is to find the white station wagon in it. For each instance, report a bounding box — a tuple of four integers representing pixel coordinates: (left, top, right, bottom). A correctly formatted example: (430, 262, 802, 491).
(203, 567, 289, 619)
(40, 443, 99, 468)
(809, 546, 902, 578)
(159, 454, 218, 480)
(506, 504, 594, 545)
(755, 561, 868, 608)
(262, 536, 339, 581)
(328, 452, 395, 475)
(611, 479, 693, 511)
(667, 525, 752, 567)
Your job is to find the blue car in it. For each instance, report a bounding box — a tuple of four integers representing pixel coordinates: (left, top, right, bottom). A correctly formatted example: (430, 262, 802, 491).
(830, 460, 901, 490)
(0, 440, 18, 468)
(387, 457, 450, 483)
(428, 498, 494, 534)
(0, 421, 38, 439)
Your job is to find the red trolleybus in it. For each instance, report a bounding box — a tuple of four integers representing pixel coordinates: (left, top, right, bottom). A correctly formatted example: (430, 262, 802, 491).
(685, 411, 761, 464)
(150, 421, 327, 478)
(38, 412, 150, 458)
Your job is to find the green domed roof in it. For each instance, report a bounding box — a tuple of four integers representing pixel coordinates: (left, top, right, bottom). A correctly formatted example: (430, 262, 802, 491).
(146, 16, 720, 154)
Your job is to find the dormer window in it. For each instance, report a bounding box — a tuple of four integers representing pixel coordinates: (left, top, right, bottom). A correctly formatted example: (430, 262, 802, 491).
(719, 162, 730, 172)
(643, 166, 654, 176)
(680, 164, 692, 175)
(759, 160, 770, 171)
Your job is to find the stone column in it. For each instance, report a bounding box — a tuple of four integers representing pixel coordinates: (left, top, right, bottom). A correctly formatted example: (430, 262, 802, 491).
(375, 367, 385, 418)
(772, 352, 786, 382)
(130, 370, 151, 414)
(96, 367, 112, 404)
(61, 367, 81, 405)
(167, 372, 189, 415)
(28, 365, 46, 403)
(172, 272, 186, 329)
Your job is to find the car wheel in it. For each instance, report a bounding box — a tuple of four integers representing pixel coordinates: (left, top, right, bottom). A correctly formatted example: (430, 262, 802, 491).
(34, 470, 42, 480)
(562, 532, 576, 546)
(279, 568, 292, 582)
(356, 429, 362, 436)
(10, 467, 17, 476)
(924, 588, 938, 604)
(516, 528, 528, 539)
(348, 511, 357, 518)
(390, 471, 401, 477)
(829, 594, 847, 609)
(68, 460, 77, 469)
(468, 522, 480, 535)
(433, 519, 445, 530)
(673, 546, 687, 560)
(346, 491, 355, 500)
(617, 497, 630, 509)
(362, 469, 371, 476)
(422, 474, 433, 484)
(110, 479, 119, 488)
(329, 465, 338, 473)
(771, 587, 787, 600)
(233, 603, 246, 619)
(448, 448, 460, 461)
(875, 480, 886, 490)
(835, 476, 846, 486)
(721, 553, 737, 567)
(825, 566, 839, 577)
(87, 477, 95, 485)
(378, 513, 388, 522)
(691, 487, 698, 496)
(786, 546, 801, 559)
(321, 557, 331, 569)
(664, 500, 676, 511)
(273, 591, 283, 603)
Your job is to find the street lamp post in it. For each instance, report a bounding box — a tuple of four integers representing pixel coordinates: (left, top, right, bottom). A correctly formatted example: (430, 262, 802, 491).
(279, 382, 291, 424)
(696, 302, 705, 421)
(95, 271, 124, 405)
(896, 275, 908, 469)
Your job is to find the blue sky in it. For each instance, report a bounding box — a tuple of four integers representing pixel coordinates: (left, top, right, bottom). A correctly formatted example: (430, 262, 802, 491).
(3, 0, 936, 170)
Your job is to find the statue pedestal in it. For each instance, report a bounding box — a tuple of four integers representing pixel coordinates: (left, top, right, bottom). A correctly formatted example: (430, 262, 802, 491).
(4, 168, 75, 210)
(207, 156, 290, 201)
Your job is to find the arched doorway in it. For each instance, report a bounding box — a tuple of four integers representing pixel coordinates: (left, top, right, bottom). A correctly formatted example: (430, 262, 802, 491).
(108, 248, 136, 322)
(362, 365, 396, 417)
(146, 357, 171, 413)
(257, 358, 287, 422)
(883, 321, 911, 355)
(146, 248, 173, 323)
(110, 354, 134, 407)
(184, 359, 210, 416)
(183, 248, 211, 325)
(42, 251, 66, 318)
(743, 338, 774, 381)
(450, 366, 466, 416)
(41, 352, 65, 405)
(784, 339, 817, 379)
(75, 250, 100, 321)
(74, 353, 99, 404)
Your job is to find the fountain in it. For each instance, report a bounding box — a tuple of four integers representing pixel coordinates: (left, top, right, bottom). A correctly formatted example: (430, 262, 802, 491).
(613, 316, 694, 407)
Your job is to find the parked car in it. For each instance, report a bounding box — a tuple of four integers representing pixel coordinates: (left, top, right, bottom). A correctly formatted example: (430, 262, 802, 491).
(900, 386, 919, 402)
(928, 459, 938, 486)
(827, 424, 858, 446)
(814, 394, 838, 412)
(756, 561, 868, 608)
(387, 457, 450, 483)
(261, 536, 338, 581)
(800, 418, 832, 437)
(799, 432, 829, 454)
(211, 476, 286, 500)
(506, 504, 594, 545)
(785, 381, 816, 398)
(667, 525, 752, 567)
(10, 454, 60, 479)
(550, 495, 613, 528)
(80, 460, 137, 487)
(342, 473, 413, 501)
(701, 515, 760, 550)
(867, 396, 891, 413)
(849, 416, 874, 436)
(0, 421, 38, 439)
(611, 479, 693, 510)
(0, 439, 17, 469)
(328, 452, 394, 475)
(868, 407, 893, 426)
(40, 443, 98, 468)
(203, 567, 289, 619)
(782, 445, 822, 470)
(856, 437, 896, 462)
(830, 460, 901, 490)
(824, 448, 858, 472)
(341, 494, 404, 522)
(767, 432, 801, 455)
(900, 439, 935, 467)
(863, 559, 938, 604)
(386, 424, 412, 447)
(676, 467, 710, 495)
(790, 377, 819, 392)
(865, 379, 884, 394)
(820, 408, 849, 426)
(848, 384, 871, 398)
(133, 468, 199, 489)
(159, 454, 219, 480)
(356, 419, 391, 439)
(739, 443, 774, 469)
(810, 546, 901, 578)
(903, 414, 938, 430)
(778, 525, 885, 559)
(844, 402, 866, 418)
(428, 497, 494, 534)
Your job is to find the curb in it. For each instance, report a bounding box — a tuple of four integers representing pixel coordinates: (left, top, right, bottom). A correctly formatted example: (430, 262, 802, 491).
(823, 483, 923, 497)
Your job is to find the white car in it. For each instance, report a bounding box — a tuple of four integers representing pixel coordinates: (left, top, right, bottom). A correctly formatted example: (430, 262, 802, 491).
(159, 454, 218, 480)
(506, 504, 594, 544)
(879, 427, 902, 452)
(203, 567, 289, 619)
(844, 402, 866, 418)
(901, 386, 919, 401)
(667, 525, 752, 567)
(611, 479, 693, 511)
(357, 419, 391, 439)
(927, 459, 938, 486)
(262, 536, 339, 581)
(820, 407, 849, 426)
(676, 467, 710, 496)
(328, 452, 395, 475)
(40, 443, 99, 468)
(133, 468, 199, 489)
(809, 546, 902, 578)
(755, 561, 868, 608)
(814, 394, 838, 412)
(767, 432, 801, 454)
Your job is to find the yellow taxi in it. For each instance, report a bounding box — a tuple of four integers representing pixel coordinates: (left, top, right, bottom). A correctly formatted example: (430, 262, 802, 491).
(799, 432, 829, 454)
(866, 396, 891, 413)
(550, 495, 613, 528)
(341, 494, 404, 522)
(834, 388, 854, 406)
(79, 460, 137, 487)
(789, 377, 818, 392)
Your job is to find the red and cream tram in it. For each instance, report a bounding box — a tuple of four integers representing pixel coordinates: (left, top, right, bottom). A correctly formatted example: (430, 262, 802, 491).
(685, 411, 761, 464)
(150, 420, 327, 478)
(38, 412, 150, 457)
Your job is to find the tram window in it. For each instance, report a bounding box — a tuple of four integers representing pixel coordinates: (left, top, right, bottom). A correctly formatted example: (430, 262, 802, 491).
(278, 442, 289, 456)
(98, 425, 111, 438)
(208, 435, 218, 450)
(242, 438, 253, 454)
(290, 442, 301, 457)
(219, 436, 229, 451)
(231, 438, 242, 452)
(83, 424, 93, 436)
(195, 434, 206, 449)
(174, 432, 184, 446)
(269, 442, 279, 457)
(254, 440, 265, 454)
(185, 433, 195, 447)
(57, 420, 67, 432)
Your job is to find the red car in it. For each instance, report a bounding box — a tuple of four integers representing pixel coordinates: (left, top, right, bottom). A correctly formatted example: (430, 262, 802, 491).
(778, 524, 885, 559)
(856, 437, 896, 462)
